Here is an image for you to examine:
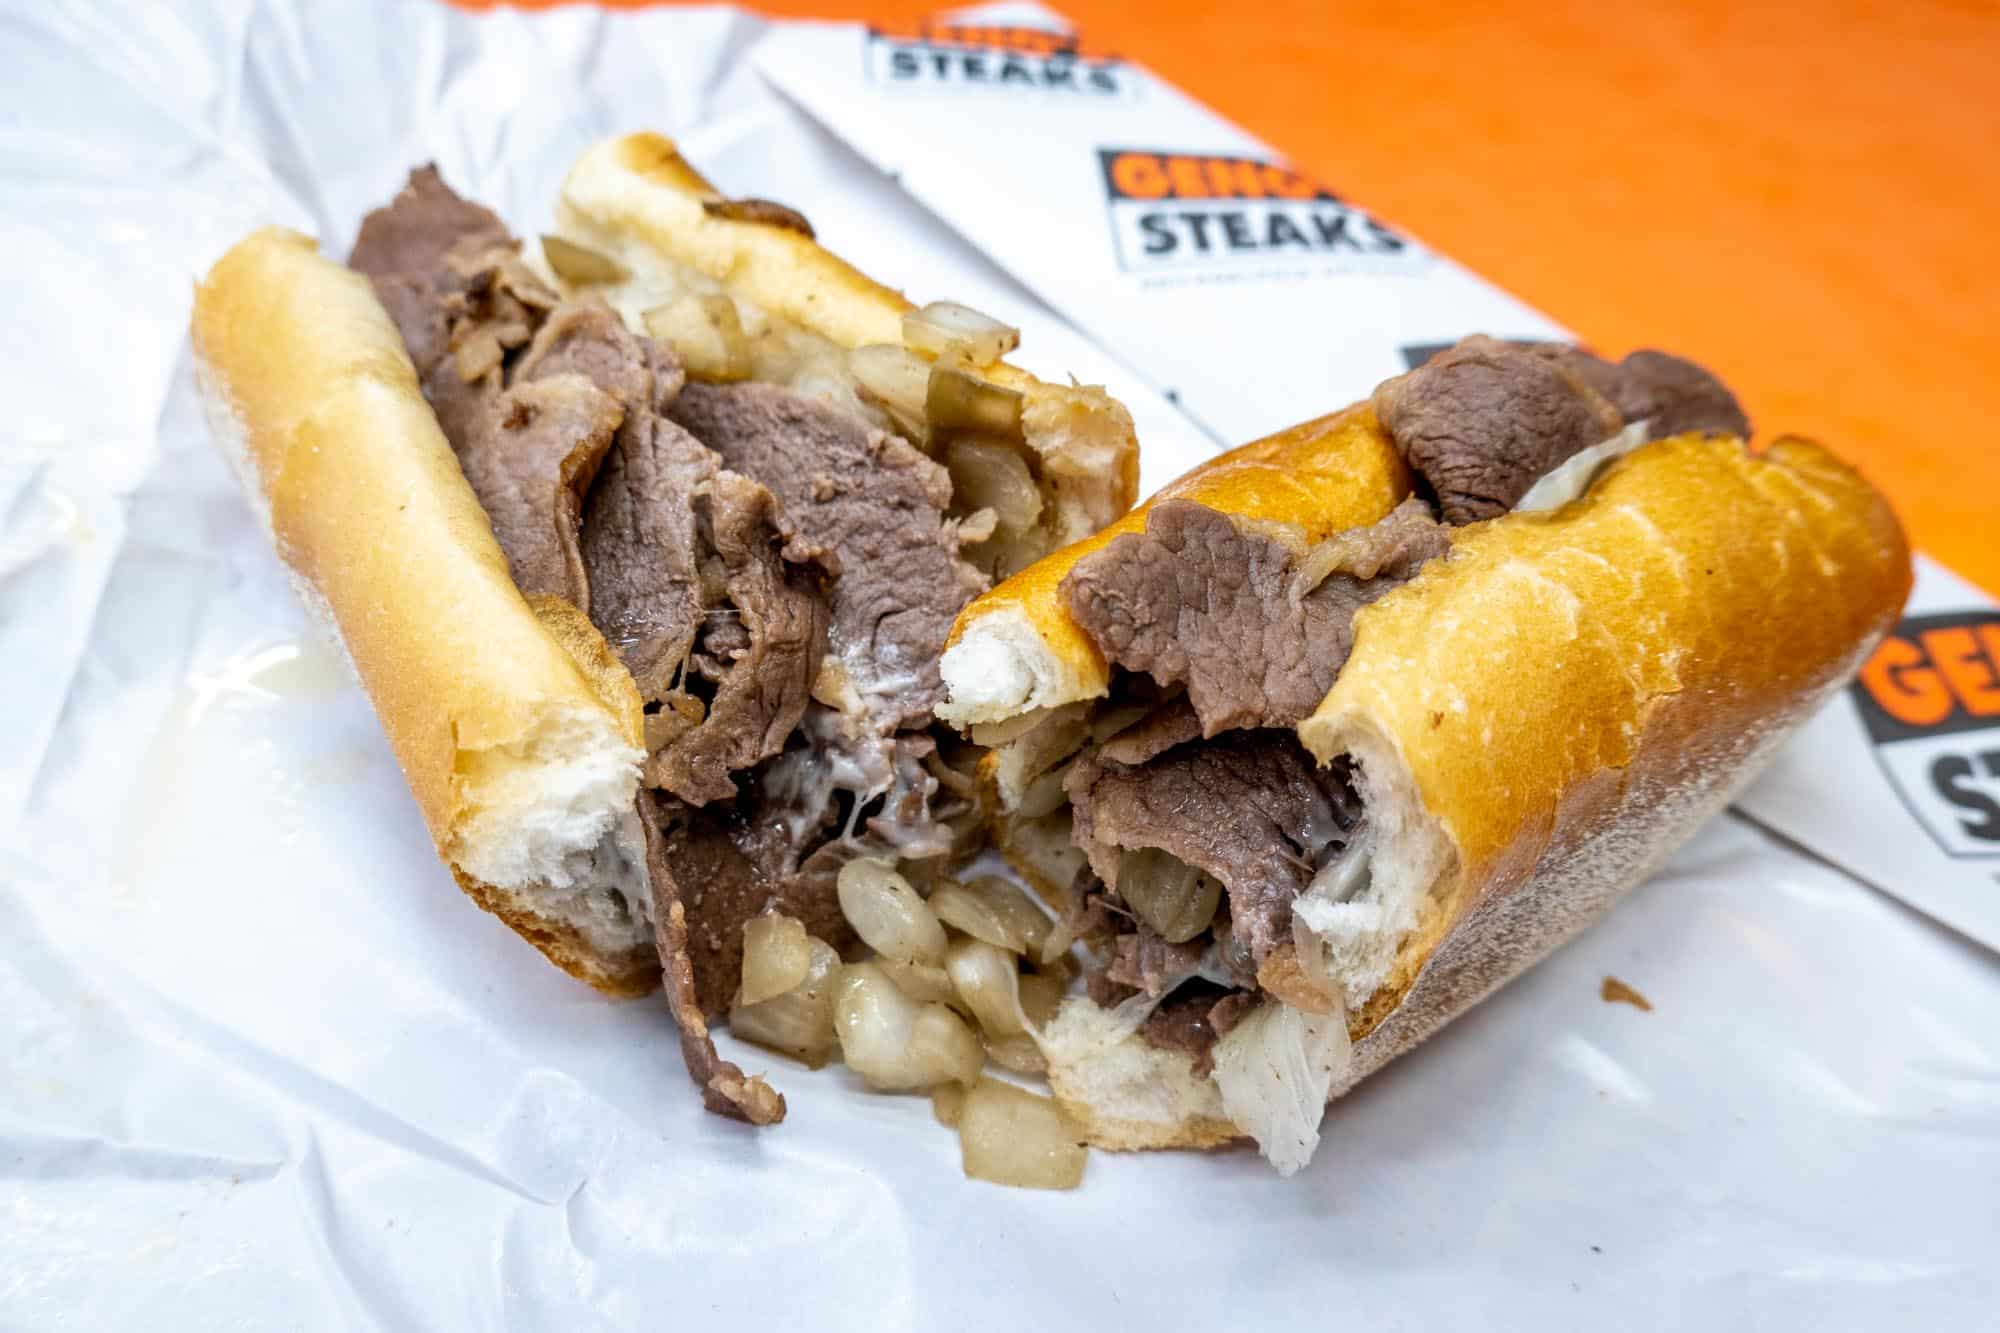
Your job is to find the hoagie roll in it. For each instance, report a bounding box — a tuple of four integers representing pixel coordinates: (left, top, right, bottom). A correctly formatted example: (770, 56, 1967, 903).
(939, 338, 1909, 1170)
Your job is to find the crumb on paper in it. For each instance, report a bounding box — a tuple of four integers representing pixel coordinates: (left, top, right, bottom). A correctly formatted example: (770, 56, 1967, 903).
(1600, 976, 1652, 1011)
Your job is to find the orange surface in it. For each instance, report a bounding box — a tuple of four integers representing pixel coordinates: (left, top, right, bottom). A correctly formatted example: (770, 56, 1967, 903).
(468, 0, 2000, 595)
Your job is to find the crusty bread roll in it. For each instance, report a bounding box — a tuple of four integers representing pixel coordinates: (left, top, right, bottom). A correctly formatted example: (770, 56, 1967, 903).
(191, 133, 1142, 1011)
(192, 228, 660, 995)
(945, 414, 1910, 1163)
(936, 405, 1408, 727)
(542, 132, 1137, 567)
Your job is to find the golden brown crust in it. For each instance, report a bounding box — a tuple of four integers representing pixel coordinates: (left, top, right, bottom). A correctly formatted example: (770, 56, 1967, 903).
(942, 405, 1411, 716)
(1307, 433, 1911, 1045)
(192, 227, 651, 995)
(1037, 431, 1909, 1150)
(451, 866, 661, 997)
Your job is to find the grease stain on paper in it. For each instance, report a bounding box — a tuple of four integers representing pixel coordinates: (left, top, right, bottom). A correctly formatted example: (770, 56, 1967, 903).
(1600, 976, 1653, 1011)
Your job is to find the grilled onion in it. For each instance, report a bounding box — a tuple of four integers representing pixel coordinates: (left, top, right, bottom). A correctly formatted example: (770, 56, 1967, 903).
(1016, 970, 1065, 1029)
(927, 367, 1024, 439)
(540, 234, 626, 285)
(944, 938, 1028, 1039)
(877, 957, 962, 1011)
(985, 1033, 1048, 1075)
(643, 293, 752, 382)
(945, 439, 1042, 534)
(837, 859, 947, 964)
(729, 936, 842, 1068)
(1116, 847, 1223, 944)
(957, 1078, 1086, 1190)
(850, 343, 931, 443)
(833, 963, 983, 1090)
(902, 300, 1020, 368)
(930, 876, 1051, 955)
(739, 912, 810, 1006)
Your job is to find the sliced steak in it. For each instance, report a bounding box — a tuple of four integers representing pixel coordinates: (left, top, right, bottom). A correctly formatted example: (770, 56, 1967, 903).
(1374, 335, 1624, 524)
(651, 785, 857, 1020)
(1106, 927, 1207, 997)
(1067, 730, 1360, 967)
(351, 171, 555, 448)
(514, 299, 684, 415)
(1097, 696, 1204, 767)
(1600, 348, 1750, 440)
(1137, 984, 1255, 1079)
(668, 382, 988, 731)
(640, 791, 785, 1125)
(1380, 336, 1751, 524)
(350, 165, 509, 294)
(1062, 498, 1450, 735)
(454, 375, 621, 609)
(665, 472, 829, 804)
(352, 172, 828, 809)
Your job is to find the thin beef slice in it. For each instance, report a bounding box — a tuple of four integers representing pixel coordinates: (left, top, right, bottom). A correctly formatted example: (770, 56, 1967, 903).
(517, 304, 828, 806)
(669, 382, 988, 730)
(456, 375, 622, 609)
(1062, 497, 1450, 735)
(1374, 335, 1624, 524)
(640, 791, 785, 1125)
(1065, 730, 1360, 966)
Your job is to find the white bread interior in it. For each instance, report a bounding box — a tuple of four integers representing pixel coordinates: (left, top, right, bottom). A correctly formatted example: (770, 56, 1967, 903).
(192, 227, 657, 995)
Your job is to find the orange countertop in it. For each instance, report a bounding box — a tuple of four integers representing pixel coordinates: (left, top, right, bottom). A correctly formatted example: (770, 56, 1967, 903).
(476, 0, 2000, 595)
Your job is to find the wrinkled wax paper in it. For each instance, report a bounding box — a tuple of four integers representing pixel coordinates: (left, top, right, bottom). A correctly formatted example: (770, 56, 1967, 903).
(3, 2, 1995, 1328)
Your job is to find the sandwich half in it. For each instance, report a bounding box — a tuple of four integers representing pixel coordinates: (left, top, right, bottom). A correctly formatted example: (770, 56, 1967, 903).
(191, 133, 1138, 1123)
(938, 338, 1910, 1171)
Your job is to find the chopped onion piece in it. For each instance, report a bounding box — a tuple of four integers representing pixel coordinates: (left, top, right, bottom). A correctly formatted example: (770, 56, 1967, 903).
(903, 300, 1021, 368)
(850, 343, 931, 442)
(1013, 765, 1070, 821)
(833, 963, 984, 1090)
(1017, 971, 1065, 1029)
(945, 938, 1028, 1039)
(1116, 847, 1222, 944)
(877, 957, 962, 1011)
(954, 506, 1000, 546)
(643, 294, 751, 382)
(729, 937, 841, 1068)
(453, 328, 504, 383)
(1514, 421, 1650, 513)
(1211, 1000, 1353, 1177)
(932, 1083, 966, 1127)
(1036, 917, 1077, 969)
(739, 913, 810, 1006)
(946, 439, 1042, 534)
(540, 234, 627, 285)
(837, 859, 947, 964)
(968, 707, 1054, 748)
(985, 1033, 1048, 1074)
(957, 1078, 1087, 1190)
(930, 877, 1051, 955)
(928, 367, 1024, 440)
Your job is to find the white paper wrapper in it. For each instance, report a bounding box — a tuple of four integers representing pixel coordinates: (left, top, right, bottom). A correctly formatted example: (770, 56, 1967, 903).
(4, 1, 1996, 1326)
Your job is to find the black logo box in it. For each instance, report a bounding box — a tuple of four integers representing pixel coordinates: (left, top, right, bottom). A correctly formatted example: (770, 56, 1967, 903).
(1851, 610, 2000, 746)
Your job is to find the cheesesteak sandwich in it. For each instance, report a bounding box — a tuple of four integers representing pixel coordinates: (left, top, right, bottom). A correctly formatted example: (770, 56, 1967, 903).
(937, 337, 1910, 1172)
(191, 133, 1137, 1127)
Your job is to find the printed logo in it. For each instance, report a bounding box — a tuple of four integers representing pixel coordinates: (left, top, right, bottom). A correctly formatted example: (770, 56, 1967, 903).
(865, 23, 1134, 98)
(1852, 610, 2000, 858)
(1096, 149, 1425, 279)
